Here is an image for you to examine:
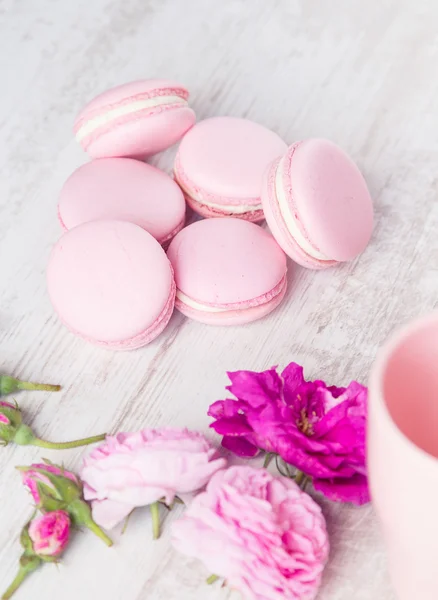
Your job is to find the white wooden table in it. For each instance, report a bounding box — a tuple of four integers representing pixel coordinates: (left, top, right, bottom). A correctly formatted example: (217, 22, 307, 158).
(1, 1, 437, 598)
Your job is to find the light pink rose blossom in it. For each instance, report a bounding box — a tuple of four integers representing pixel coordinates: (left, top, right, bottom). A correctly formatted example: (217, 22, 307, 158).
(28, 510, 71, 557)
(81, 428, 227, 529)
(172, 465, 329, 600)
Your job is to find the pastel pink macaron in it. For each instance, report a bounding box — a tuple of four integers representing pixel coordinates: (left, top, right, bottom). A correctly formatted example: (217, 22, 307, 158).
(174, 117, 287, 222)
(74, 79, 196, 158)
(262, 138, 374, 269)
(47, 220, 175, 350)
(58, 158, 186, 246)
(167, 218, 287, 325)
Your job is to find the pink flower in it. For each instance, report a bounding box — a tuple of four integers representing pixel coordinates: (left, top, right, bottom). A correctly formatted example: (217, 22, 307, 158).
(20, 463, 79, 506)
(172, 465, 329, 600)
(208, 363, 369, 505)
(0, 400, 23, 445)
(0, 401, 15, 424)
(1, 511, 71, 598)
(28, 510, 70, 557)
(19, 461, 113, 547)
(81, 428, 227, 529)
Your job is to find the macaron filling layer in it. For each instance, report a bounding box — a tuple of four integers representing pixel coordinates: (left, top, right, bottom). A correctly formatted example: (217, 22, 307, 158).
(174, 159, 262, 215)
(76, 93, 188, 142)
(176, 291, 227, 312)
(274, 154, 330, 261)
(177, 178, 263, 214)
(175, 274, 287, 314)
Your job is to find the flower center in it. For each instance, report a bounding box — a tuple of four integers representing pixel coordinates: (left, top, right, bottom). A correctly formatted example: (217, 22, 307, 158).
(296, 408, 314, 436)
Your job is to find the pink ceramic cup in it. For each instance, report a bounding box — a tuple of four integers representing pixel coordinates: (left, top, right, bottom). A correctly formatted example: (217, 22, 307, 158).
(368, 312, 438, 600)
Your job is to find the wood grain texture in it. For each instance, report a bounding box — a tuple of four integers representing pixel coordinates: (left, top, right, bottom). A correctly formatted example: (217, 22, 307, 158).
(0, 0, 437, 598)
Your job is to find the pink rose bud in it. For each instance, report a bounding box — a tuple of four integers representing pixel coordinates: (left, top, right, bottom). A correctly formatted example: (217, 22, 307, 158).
(1, 512, 70, 599)
(28, 510, 70, 557)
(18, 462, 79, 509)
(18, 461, 113, 547)
(0, 401, 22, 445)
(0, 374, 61, 396)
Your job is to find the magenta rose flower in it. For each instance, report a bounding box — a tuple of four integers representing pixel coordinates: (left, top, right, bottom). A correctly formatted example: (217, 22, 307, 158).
(208, 362, 369, 505)
(172, 465, 329, 600)
(28, 510, 70, 557)
(81, 428, 227, 535)
(2, 511, 71, 599)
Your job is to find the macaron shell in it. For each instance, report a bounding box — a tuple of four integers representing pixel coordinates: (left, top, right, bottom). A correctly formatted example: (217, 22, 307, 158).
(76, 79, 187, 114)
(287, 139, 373, 261)
(175, 276, 287, 326)
(75, 79, 196, 158)
(47, 220, 175, 347)
(175, 116, 287, 206)
(167, 218, 287, 307)
(262, 158, 337, 269)
(84, 107, 195, 159)
(58, 158, 186, 245)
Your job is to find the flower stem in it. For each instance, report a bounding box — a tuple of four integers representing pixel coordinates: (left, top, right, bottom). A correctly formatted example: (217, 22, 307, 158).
(121, 510, 134, 535)
(295, 470, 306, 487)
(206, 574, 219, 585)
(15, 380, 61, 393)
(33, 433, 106, 450)
(150, 502, 160, 540)
(263, 452, 275, 468)
(85, 517, 114, 547)
(2, 555, 41, 599)
(0, 375, 61, 396)
(68, 499, 113, 547)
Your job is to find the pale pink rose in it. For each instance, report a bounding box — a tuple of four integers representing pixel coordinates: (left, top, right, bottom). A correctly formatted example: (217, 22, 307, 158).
(172, 465, 329, 600)
(81, 428, 227, 529)
(28, 510, 70, 557)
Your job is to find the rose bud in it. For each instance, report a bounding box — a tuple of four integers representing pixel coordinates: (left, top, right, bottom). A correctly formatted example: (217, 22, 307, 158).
(2, 511, 71, 599)
(18, 461, 113, 547)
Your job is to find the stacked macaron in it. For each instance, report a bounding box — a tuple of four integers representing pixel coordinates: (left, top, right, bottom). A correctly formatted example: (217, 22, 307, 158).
(47, 78, 373, 351)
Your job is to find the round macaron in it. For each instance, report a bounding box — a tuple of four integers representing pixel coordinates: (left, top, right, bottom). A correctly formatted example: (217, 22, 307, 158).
(74, 79, 196, 159)
(167, 218, 287, 325)
(58, 158, 186, 246)
(262, 138, 374, 269)
(174, 117, 287, 222)
(47, 220, 175, 350)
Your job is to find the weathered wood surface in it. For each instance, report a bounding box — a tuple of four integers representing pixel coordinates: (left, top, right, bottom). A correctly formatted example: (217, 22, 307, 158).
(1, 1, 437, 598)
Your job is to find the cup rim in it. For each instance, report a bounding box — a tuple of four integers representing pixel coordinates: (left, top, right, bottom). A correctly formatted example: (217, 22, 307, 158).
(369, 310, 438, 465)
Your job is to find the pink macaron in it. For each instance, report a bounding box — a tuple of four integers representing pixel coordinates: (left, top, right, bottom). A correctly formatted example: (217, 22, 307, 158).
(47, 220, 175, 350)
(167, 218, 287, 325)
(262, 138, 374, 269)
(174, 117, 287, 222)
(74, 79, 196, 159)
(58, 158, 186, 246)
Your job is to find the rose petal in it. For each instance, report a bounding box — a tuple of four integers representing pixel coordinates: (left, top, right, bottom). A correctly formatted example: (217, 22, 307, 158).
(313, 473, 370, 505)
(227, 369, 282, 407)
(222, 435, 259, 457)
